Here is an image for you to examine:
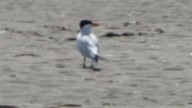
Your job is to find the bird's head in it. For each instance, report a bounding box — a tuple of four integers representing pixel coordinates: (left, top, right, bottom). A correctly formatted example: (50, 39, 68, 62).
(79, 19, 99, 29)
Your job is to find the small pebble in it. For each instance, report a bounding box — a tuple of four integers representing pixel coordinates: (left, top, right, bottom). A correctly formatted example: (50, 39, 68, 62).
(0, 30, 5, 33)
(156, 28, 164, 34)
(102, 102, 110, 106)
(102, 32, 135, 37)
(164, 66, 184, 71)
(66, 37, 76, 41)
(138, 32, 148, 36)
(55, 64, 65, 68)
(130, 21, 140, 25)
(10, 75, 16, 78)
(190, 52, 192, 56)
(58, 104, 82, 107)
(123, 22, 130, 27)
(102, 32, 121, 37)
(108, 27, 121, 29)
(0, 105, 18, 108)
(121, 32, 135, 36)
(175, 83, 179, 87)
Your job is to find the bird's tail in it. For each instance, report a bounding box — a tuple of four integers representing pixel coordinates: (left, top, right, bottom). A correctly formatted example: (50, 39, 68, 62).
(98, 55, 106, 60)
(94, 55, 106, 62)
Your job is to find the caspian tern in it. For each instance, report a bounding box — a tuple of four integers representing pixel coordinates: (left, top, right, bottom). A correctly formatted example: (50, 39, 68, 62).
(77, 19, 104, 70)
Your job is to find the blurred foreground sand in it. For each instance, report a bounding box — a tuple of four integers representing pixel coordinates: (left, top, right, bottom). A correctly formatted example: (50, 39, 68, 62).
(0, 0, 192, 108)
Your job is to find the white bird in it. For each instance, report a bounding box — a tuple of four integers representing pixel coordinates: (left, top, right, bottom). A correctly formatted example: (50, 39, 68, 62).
(77, 19, 104, 70)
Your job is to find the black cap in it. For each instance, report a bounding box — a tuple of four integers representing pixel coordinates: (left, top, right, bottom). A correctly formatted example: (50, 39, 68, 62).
(79, 19, 93, 28)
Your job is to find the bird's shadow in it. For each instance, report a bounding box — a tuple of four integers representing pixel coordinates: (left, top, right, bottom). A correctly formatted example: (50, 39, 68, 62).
(0, 105, 18, 108)
(81, 65, 101, 72)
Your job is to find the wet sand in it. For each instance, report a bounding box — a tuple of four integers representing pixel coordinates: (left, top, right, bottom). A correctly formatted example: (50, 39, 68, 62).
(0, 0, 192, 108)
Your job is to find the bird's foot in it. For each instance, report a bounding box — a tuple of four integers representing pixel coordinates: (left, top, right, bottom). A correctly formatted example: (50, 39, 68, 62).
(91, 65, 101, 71)
(83, 64, 86, 68)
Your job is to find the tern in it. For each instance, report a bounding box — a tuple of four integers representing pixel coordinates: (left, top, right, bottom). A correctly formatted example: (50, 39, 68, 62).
(76, 19, 104, 70)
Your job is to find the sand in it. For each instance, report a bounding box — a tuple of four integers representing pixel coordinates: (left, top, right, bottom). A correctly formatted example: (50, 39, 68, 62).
(0, 0, 192, 108)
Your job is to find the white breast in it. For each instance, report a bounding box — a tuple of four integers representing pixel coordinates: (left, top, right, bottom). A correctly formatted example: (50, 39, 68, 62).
(77, 33, 99, 59)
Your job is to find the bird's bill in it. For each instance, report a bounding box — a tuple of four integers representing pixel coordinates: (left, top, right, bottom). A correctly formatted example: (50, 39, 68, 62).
(92, 22, 99, 27)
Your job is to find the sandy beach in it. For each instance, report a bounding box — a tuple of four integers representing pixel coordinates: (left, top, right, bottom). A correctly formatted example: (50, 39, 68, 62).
(0, 0, 192, 108)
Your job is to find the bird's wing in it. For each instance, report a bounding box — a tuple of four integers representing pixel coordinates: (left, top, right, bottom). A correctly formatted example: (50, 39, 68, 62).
(90, 33, 100, 52)
(90, 33, 99, 46)
(77, 34, 99, 59)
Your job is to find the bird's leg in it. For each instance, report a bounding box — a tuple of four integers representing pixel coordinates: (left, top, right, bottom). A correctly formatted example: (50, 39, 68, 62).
(91, 60, 100, 71)
(91, 60, 95, 69)
(83, 57, 86, 68)
(91, 55, 98, 68)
